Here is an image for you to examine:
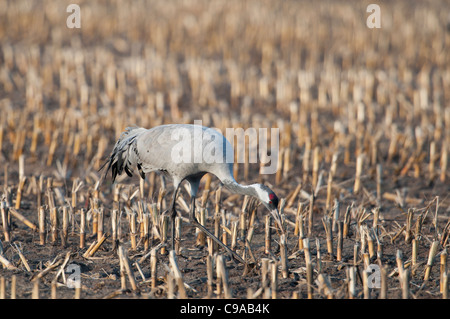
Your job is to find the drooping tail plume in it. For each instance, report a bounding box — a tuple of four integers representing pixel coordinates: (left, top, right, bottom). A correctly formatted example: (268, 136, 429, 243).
(99, 127, 145, 183)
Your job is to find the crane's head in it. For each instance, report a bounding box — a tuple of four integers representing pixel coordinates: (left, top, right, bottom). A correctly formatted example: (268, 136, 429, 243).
(253, 184, 284, 233)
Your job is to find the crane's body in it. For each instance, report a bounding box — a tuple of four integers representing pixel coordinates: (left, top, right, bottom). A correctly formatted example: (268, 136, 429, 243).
(101, 124, 283, 264)
(106, 124, 235, 189)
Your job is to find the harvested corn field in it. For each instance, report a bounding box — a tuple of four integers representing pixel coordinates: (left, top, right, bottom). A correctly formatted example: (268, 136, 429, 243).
(0, 0, 449, 300)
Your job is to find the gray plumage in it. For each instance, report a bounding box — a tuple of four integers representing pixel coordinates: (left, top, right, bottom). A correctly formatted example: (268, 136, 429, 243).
(101, 124, 283, 263)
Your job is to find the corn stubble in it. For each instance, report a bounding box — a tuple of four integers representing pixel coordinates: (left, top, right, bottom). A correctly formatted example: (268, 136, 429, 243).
(0, 0, 448, 299)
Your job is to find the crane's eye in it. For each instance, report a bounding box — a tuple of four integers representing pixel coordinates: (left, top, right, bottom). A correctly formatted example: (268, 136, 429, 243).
(268, 193, 278, 206)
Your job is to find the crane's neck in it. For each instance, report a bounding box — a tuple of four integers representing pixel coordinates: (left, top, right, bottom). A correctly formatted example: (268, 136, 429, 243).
(221, 178, 258, 198)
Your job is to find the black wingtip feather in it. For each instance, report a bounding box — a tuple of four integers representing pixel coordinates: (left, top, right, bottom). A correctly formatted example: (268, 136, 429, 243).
(125, 165, 133, 177)
(111, 161, 118, 183)
(137, 163, 145, 179)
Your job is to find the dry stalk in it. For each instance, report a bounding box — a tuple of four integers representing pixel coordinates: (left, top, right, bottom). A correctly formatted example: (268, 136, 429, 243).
(61, 206, 69, 247)
(221, 209, 227, 246)
(246, 202, 258, 244)
(46, 178, 55, 210)
(316, 238, 322, 273)
(367, 228, 375, 259)
(31, 257, 62, 282)
(196, 208, 206, 247)
(0, 254, 16, 270)
(377, 240, 384, 260)
(84, 234, 108, 258)
(317, 273, 333, 299)
(53, 251, 71, 286)
(91, 196, 99, 236)
(32, 278, 39, 299)
(206, 254, 214, 298)
(13, 243, 31, 272)
(270, 260, 278, 299)
(265, 215, 271, 255)
(216, 254, 231, 298)
(396, 249, 404, 283)
(119, 249, 127, 291)
(15, 177, 26, 210)
(440, 249, 447, 293)
(337, 221, 343, 261)
(214, 212, 220, 253)
(362, 268, 370, 299)
(405, 209, 414, 244)
(354, 153, 365, 194)
(71, 178, 82, 211)
(326, 153, 338, 210)
(429, 141, 436, 181)
(322, 216, 333, 258)
(118, 245, 139, 294)
(129, 210, 137, 251)
(441, 220, 450, 247)
(348, 266, 357, 299)
(308, 194, 314, 237)
(312, 146, 320, 190)
(161, 215, 169, 255)
(37, 175, 44, 208)
(402, 269, 410, 299)
(146, 213, 155, 252)
(443, 272, 449, 299)
(230, 221, 238, 250)
(376, 164, 382, 202)
(280, 234, 288, 278)
(79, 208, 86, 248)
(0, 202, 10, 243)
(50, 206, 58, 244)
(261, 258, 270, 289)
(240, 196, 249, 238)
(111, 209, 119, 250)
(424, 240, 439, 281)
(379, 263, 387, 299)
(343, 205, 352, 238)
(302, 137, 311, 182)
(391, 225, 406, 244)
(169, 250, 187, 298)
(332, 199, 340, 233)
(74, 285, 81, 299)
(82, 241, 97, 258)
(166, 271, 175, 299)
(11, 275, 16, 299)
(150, 248, 158, 289)
(440, 143, 447, 182)
(38, 206, 45, 245)
(372, 207, 380, 233)
(412, 238, 418, 275)
(97, 207, 104, 241)
(297, 205, 305, 250)
(353, 243, 359, 266)
(303, 241, 313, 299)
(0, 276, 5, 299)
(157, 187, 166, 213)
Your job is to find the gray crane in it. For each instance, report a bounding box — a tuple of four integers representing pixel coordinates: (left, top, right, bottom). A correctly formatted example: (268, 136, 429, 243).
(101, 124, 283, 264)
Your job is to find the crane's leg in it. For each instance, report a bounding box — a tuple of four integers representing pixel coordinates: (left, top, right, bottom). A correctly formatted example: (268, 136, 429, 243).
(169, 185, 180, 251)
(188, 197, 245, 264)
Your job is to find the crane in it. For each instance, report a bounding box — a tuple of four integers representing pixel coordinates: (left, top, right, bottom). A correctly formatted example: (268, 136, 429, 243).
(101, 124, 284, 264)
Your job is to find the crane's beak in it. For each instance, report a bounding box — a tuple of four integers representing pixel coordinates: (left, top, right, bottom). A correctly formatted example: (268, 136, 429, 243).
(270, 208, 285, 234)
